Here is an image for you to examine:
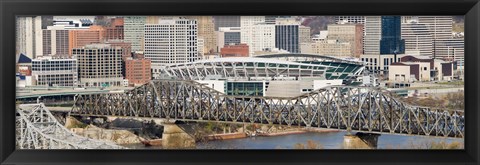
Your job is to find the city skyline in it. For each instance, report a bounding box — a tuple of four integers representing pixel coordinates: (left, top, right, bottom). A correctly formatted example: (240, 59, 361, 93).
(15, 15, 464, 150)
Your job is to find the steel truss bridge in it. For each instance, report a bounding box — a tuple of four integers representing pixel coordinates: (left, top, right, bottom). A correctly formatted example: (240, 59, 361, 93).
(16, 104, 124, 149)
(71, 80, 465, 138)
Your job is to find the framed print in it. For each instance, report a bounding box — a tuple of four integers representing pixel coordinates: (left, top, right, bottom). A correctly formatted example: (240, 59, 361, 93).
(1, 0, 479, 164)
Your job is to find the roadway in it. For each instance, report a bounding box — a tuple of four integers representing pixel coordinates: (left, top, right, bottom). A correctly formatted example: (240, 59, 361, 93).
(16, 86, 135, 99)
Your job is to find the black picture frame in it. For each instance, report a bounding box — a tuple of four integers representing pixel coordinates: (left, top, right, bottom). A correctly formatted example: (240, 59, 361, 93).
(1, 0, 479, 164)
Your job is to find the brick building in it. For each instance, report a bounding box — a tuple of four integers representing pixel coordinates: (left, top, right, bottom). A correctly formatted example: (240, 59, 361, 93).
(125, 57, 151, 86)
(105, 40, 132, 60)
(106, 18, 124, 40)
(220, 44, 249, 57)
(68, 25, 106, 55)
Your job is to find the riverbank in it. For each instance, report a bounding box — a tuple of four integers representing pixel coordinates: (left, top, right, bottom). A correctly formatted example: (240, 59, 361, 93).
(206, 127, 340, 140)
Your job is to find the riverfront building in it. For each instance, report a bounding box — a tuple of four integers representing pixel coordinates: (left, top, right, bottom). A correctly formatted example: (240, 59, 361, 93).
(31, 56, 78, 86)
(125, 57, 151, 86)
(360, 54, 407, 74)
(73, 44, 123, 87)
(388, 55, 454, 82)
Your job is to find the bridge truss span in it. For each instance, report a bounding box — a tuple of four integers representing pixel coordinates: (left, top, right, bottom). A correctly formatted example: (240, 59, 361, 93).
(71, 80, 464, 138)
(16, 103, 124, 149)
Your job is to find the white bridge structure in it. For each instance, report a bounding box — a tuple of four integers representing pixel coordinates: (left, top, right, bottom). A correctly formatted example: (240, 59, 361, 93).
(16, 103, 124, 149)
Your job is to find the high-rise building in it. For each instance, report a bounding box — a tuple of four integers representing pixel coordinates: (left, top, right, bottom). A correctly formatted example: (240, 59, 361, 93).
(433, 38, 464, 65)
(417, 16, 453, 40)
(197, 37, 205, 59)
(275, 25, 299, 53)
(68, 25, 106, 56)
(241, 16, 267, 55)
(16, 16, 43, 59)
(327, 24, 364, 57)
(124, 16, 146, 52)
(299, 26, 311, 43)
(41, 26, 71, 56)
(186, 16, 217, 54)
(106, 17, 124, 41)
(31, 56, 78, 86)
(364, 16, 381, 55)
(274, 22, 310, 53)
(105, 40, 132, 60)
(250, 24, 276, 55)
(144, 17, 198, 74)
(311, 40, 352, 57)
(217, 27, 241, 51)
(401, 21, 434, 56)
(380, 16, 405, 54)
(335, 16, 365, 24)
(125, 57, 151, 86)
(415, 16, 455, 60)
(73, 44, 123, 87)
(213, 16, 240, 31)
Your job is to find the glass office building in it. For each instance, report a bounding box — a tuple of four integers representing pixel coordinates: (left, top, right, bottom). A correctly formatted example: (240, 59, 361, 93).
(275, 25, 299, 53)
(380, 16, 405, 54)
(226, 81, 264, 96)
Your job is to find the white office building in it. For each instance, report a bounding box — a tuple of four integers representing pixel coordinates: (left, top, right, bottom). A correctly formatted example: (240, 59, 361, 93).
(363, 16, 381, 55)
(250, 24, 276, 55)
(433, 38, 464, 65)
(31, 56, 78, 86)
(417, 16, 453, 40)
(144, 17, 199, 74)
(16, 16, 42, 59)
(401, 21, 434, 56)
(241, 16, 270, 55)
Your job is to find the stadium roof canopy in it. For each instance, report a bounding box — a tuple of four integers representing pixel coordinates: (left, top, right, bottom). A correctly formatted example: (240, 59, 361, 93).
(255, 53, 363, 65)
(161, 57, 335, 81)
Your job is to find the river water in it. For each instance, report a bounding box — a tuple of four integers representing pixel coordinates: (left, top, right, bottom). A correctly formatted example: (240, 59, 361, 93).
(122, 131, 463, 149)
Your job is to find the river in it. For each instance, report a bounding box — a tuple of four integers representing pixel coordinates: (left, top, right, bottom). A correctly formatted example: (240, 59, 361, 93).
(122, 131, 464, 149)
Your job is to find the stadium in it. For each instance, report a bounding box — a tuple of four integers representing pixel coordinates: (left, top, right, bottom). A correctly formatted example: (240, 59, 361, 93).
(158, 54, 368, 97)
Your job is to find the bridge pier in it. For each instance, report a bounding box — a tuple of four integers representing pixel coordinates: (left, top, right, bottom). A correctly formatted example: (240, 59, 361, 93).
(162, 122, 196, 149)
(343, 132, 380, 149)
